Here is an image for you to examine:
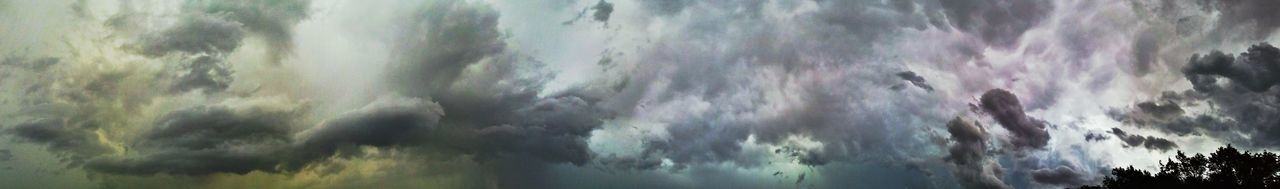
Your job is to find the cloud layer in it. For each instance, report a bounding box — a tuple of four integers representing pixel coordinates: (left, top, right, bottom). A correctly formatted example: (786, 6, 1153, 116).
(2, 0, 1280, 188)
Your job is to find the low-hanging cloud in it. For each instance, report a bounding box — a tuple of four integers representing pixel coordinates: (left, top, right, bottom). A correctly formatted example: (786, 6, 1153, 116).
(1109, 128, 1178, 152)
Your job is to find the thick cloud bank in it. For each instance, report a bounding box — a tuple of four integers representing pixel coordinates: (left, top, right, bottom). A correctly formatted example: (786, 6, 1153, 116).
(2, 0, 1280, 188)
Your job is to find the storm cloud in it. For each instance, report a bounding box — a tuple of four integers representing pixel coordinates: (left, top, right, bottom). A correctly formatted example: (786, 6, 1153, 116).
(135, 14, 246, 57)
(129, 0, 312, 93)
(1184, 43, 1280, 92)
(6, 118, 114, 161)
(83, 102, 302, 175)
(85, 95, 441, 175)
(385, 0, 611, 168)
(1103, 44, 1280, 148)
(979, 89, 1050, 151)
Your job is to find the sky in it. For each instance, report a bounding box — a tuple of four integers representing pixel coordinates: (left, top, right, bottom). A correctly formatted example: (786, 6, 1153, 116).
(1, 0, 1279, 188)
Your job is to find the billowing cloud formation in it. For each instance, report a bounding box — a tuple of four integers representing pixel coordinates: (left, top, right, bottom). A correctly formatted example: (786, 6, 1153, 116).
(128, 0, 311, 93)
(470, 96, 607, 165)
(979, 89, 1050, 151)
(80, 92, 605, 176)
(387, 0, 610, 167)
(7, 119, 114, 161)
(1106, 92, 1219, 137)
(86, 95, 438, 175)
(944, 117, 1009, 189)
(1184, 43, 1280, 92)
(136, 14, 246, 57)
(1103, 44, 1280, 148)
(84, 101, 303, 175)
(142, 105, 294, 149)
(193, 0, 310, 63)
(289, 95, 444, 169)
(170, 56, 235, 93)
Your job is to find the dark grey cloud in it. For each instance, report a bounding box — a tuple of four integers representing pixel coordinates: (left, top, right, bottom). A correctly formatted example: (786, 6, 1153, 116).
(1105, 92, 1222, 137)
(195, 0, 310, 63)
(1183, 43, 1280, 92)
(597, 155, 662, 170)
(562, 0, 614, 25)
(1030, 165, 1086, 186)
(5, 118, 114, 162)
(170, 55, 234, 93)
(1142, 137, 1177, 151)
(1135, 100, 1184, 119)
(288, 96, 443, 169)
(475, 123, 593, 165)
(979, 89, 1050, 151)
(944, 117, 1010, 189)
(142, 105, 294, 150)
(945, 117, 987, 165)
(2, 56, 167, 164)
(1084, 132, 1109, 142)
(128, 0, 312, 94)
(84, 96, 442, 176)
(471, 96, 607, 165)
(136, 14, 246, 57)
(1109, 128, 1177, 152)
(82, 104, 301, 175)
(591, 0, 613, 22)
(893, 71, 934, 92)
(128, 0, 309, 59)
(134, 15, 244, 94)
(1103, 44, 1280, 147)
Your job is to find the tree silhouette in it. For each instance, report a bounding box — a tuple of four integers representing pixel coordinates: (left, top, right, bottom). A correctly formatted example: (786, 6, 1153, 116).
(1077, 144, 1280, 189)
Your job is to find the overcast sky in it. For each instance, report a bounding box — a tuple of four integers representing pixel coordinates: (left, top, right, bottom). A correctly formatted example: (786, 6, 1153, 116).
(1, 0, 1279, 188)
